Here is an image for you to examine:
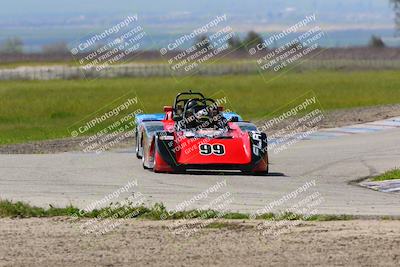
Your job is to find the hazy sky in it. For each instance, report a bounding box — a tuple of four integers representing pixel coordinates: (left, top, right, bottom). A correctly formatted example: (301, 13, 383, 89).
(0, 0, 394, 24)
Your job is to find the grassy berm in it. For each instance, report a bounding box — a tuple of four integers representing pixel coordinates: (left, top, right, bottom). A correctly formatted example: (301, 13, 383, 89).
(1, 71, 400, 144)
(0, 199, 356, 221)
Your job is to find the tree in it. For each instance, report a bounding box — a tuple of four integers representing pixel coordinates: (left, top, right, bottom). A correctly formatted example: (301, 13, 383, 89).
(244, 31, 264, 49)
(0, 37, 23, 54)
(42, 42, 69, 54)
(390, 0, 400, 34)
(195, 35, 212, 51)
(369, 35, 385, 48)
(227, 36, 244, 50)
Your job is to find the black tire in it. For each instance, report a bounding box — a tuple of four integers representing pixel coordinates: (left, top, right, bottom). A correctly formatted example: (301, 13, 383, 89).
(136, 133, 143, 159)
(241, 165, 269, 176)
(136, 147, 142, 159)
(136, 150, 142, 159)
(142, 146, 150, 169)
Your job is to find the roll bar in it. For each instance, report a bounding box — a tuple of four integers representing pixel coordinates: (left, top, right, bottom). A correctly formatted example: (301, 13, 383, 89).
(173, 90, 205, 110)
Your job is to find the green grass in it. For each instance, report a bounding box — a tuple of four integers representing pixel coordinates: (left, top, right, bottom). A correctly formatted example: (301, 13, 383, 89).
(0, 200, 80, 218)
(1, 70, 400, 144)
(0, 199, 355, 221)
(372, 168, 400, 181)
(0, 58, 252, 69)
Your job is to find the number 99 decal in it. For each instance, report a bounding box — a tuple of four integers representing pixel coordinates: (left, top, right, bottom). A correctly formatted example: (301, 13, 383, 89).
(199, 144, 225, 156)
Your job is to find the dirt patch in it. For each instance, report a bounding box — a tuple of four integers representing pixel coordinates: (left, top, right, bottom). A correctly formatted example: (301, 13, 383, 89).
(318, 104, 400, 128)
(0, 218, 399, 266)
(0, 135, 135, 154)
(1, 104, 400, 154)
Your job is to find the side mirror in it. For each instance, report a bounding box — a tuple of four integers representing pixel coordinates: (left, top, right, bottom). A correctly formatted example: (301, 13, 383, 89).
(164, 106, 173, 112)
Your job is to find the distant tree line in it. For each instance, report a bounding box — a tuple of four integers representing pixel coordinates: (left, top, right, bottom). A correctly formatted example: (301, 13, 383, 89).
(0, 38, 69, 54)
(194, 31, 265, 53)
(0, 30, 396, 57)
(0, 37, 24, 54)
(227, 31, 264, 51)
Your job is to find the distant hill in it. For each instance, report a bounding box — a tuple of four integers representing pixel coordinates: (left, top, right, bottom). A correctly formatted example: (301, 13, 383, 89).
(0, 0, 398, 50)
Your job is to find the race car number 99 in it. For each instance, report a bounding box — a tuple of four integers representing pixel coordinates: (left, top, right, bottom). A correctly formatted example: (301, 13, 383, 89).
(199, 144, 225, 155)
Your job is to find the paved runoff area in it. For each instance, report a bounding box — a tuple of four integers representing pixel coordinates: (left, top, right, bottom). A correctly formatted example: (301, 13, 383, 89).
(1, 117, 400, 216)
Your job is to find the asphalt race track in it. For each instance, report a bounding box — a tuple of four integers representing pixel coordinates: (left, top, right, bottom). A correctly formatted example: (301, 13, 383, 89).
(1, 127, 399, 216)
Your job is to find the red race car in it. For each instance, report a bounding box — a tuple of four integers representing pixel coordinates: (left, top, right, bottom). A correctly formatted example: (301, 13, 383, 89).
(135, 91, 268, 174)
